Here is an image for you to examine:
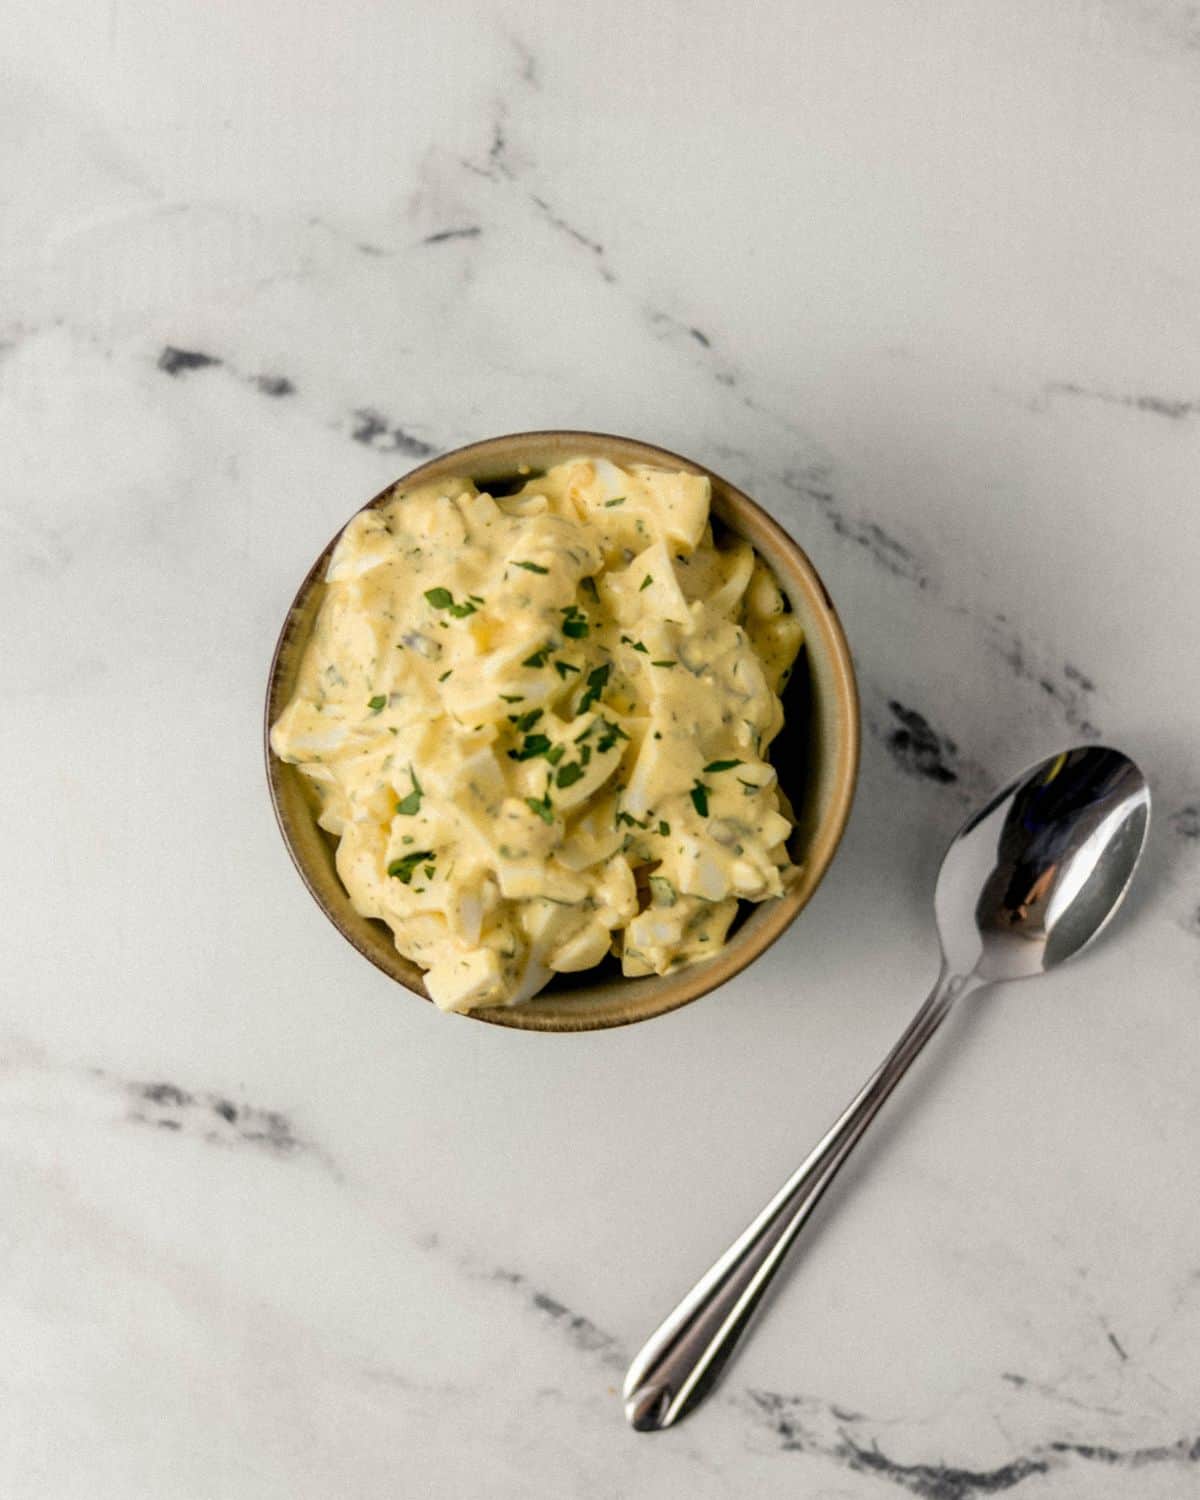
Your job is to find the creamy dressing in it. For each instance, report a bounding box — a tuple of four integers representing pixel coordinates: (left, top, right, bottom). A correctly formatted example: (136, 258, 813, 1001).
(270, 458, 803, 1012)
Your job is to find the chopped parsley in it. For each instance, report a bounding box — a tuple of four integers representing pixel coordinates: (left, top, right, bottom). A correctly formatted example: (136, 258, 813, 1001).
(639, 574, 653, 591)
(620, 635, 649, 654)
(690, 781, 710, 817)
(578, 662, 611, 714)
(513, 560, 549, 574)
(577, 715, 630, 754)
(508, 707, 543, 733)
(657, 820, 671, 836)
(556, 762, 585, 789)
(651, 659, 676, 669)
(604, 496, 626, 507)
(424, 587, 478, 618)
(546, 744, 565, 766)
(525, 791, 554, 824)
(554, 659, 580, 678)
(367, 695, 387, 712)
(596, 718, 629, 754)
(438, 669, 453, 682)
(560, 604, 589, 639)
(387, 850, 434, 883)
(522, 646, 550, 669)
(508, 733, 552, 761)
(499, 692, 524, 703)
(395, 767, 423, 816)
(703, 759, 743, 773)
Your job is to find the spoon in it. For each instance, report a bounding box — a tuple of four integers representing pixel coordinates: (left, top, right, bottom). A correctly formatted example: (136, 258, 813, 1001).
(624, 744, 1150, 1432)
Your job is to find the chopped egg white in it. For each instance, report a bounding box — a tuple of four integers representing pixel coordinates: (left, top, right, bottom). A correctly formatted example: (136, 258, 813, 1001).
(271, 458, 803, 1012)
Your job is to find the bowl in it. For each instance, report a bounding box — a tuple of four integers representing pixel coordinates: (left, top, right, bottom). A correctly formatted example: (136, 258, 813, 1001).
(265, 431, 859, 1030)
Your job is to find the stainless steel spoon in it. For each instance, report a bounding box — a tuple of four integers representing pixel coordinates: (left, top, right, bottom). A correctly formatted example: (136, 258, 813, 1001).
(624, 744, 1150, 1432)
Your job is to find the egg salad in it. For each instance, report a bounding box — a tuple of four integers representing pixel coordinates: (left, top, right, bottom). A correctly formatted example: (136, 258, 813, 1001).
(270, 458, 803, 1012)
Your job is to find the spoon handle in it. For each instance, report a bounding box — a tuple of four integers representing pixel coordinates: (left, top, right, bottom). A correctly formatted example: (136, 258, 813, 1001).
(623, 965, 969, 1431)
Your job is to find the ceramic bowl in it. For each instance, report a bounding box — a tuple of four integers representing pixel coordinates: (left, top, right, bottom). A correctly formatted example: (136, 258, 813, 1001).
(265, 431, 859, 1030)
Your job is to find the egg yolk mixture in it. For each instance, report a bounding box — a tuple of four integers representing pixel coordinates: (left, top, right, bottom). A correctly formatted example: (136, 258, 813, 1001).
(270, 458, 803, 1012)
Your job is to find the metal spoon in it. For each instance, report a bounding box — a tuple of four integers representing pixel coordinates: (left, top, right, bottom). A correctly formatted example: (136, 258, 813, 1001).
(624, 744, 1150, 1431)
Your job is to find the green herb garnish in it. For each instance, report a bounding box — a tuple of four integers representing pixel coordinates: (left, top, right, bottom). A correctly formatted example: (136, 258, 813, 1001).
(508, 733, 552, 762)
(526, 792, 555, 824)
(554, 659, 579, 678)
(657, 820, 671, 836)
(560, 605, 589, 639)
(690, 782, 710, 817)
(438, 670, 453, 682)
(703, 759, 743, 773)
(620, 635, 649, 654)
(578, 662, 611, 714)
(604, 496, 626, 507)
(522, 647, 550, 669)
(595, 718, 629, 754)
(580, 576, 599, 602)
(395, 766, 423, 816)
(367, 695, 387, 712)
(499, 693, 524, 702)
(738, 778, 759, 796)
(509, 707, 543, 733)
(651, 659, 676, 669)
(387, 850, 434, 883)
(556, 762, 584, 789)
(424, 587, 477, 618)
(513, 560, 549, 574)
(639, 574, 652, 590)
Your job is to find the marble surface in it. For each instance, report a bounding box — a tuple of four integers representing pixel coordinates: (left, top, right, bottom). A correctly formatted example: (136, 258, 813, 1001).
(3, 2, 1200, 1495)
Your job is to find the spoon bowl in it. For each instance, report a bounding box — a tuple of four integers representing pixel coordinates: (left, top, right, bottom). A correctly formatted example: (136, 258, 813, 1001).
(935, 746, 1151, 983)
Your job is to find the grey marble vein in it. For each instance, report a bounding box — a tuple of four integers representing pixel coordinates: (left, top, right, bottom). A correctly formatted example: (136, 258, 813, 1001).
(882, 699, 964, 785)
(778, 464, 932, 590)
(471, 1263, 629, 1372)
(422, 226, 483, 245)
(253, 372, 296, 397)
(1042, 382, 1200, 421)
(157, 345, 222, 377)
(1169, 804, 1200, 840)
(976, 615, 1102, 738)
(743, 1389, 1200, 1498)
(125, 1077, 326, 1164)
(348, 408, 440, 457)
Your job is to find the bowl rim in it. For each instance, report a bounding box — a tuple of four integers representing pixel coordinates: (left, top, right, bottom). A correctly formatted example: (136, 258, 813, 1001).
(264, 429, 860, 1030)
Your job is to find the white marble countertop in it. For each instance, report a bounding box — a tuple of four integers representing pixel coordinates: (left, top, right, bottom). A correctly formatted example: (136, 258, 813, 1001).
(4, 3, 1200, 1495)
